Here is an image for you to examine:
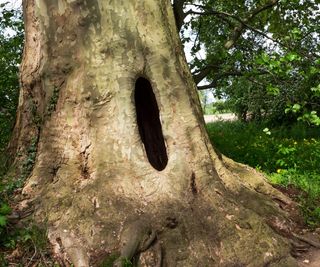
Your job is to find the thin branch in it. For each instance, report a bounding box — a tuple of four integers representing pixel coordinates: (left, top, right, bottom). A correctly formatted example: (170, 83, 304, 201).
(192, 64, 221, 84)
(246, 0, 279, 22)
(191, 18, 202, 55)
(190, 9, 283, 48)
(197, 70, 268, 90)
(247, 77, 264, 87)
(190, 0, 279, 49)
(190, 8, 242, 23)
(215, 13, 235, 29)
(240, 22, 283, 47)
(198, 82, 217, 90)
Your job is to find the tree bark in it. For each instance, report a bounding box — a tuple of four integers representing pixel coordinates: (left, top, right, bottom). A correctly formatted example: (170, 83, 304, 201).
(11, 0, 299, 266)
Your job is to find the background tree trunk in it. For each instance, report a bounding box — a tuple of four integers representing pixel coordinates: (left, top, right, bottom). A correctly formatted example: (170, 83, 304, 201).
(11, 0, 300, 266)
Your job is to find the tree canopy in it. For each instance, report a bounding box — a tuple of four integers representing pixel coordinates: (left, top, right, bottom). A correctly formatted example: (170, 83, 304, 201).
(178, 0, 320, 124)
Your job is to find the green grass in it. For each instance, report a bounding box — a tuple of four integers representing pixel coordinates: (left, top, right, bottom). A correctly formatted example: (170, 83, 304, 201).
(206, 121, 320, 227)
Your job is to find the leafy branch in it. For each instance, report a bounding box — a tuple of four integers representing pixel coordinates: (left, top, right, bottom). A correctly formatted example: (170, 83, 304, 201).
(188, 0, 280, 49)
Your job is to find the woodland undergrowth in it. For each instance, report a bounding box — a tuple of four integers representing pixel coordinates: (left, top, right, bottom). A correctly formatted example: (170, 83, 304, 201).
(207, 120, 320, 228)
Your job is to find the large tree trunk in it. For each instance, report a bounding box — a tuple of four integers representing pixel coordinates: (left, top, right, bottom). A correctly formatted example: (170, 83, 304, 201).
(10, 0, 300, 266)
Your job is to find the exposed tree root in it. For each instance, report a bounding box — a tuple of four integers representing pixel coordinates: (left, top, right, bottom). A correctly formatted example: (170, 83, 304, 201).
(293, 233, 320, 249)
(114, 219, 156, 266)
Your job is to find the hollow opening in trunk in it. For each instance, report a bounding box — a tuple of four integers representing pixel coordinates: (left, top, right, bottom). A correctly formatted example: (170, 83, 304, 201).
(134, 77, 168, 171)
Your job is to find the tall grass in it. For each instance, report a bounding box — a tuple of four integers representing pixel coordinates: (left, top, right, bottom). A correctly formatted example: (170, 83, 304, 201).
(206, 121, 320, 227)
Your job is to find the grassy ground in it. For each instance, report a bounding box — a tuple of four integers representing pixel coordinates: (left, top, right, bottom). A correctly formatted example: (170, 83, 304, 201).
(206, 121, 320, 227)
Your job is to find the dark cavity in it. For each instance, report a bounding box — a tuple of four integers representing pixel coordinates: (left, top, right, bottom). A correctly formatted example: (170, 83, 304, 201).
(134, 77, 168, 171)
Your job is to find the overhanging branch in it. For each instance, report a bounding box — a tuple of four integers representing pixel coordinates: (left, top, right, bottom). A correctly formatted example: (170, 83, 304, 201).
(197, 70, 268, 90)
(197, 82, 217, 90)
(190, 0, 280, 49)
(192, 63, 221, 84)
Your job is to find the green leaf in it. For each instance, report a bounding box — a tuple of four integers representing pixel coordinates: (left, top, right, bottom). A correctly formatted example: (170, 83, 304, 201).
(292, 104, 301, 113)
(298, 111, 320, 126)
(0, 203, 11, 215)
(262, 53, 270, 63)
(286, 52, 299, 62)
(311, 84, 320, 97)
(309, 67, 319, 75)
(0, 215, 7, 227)
(292, 28, 301, 35)
(266, 85, 280, 96)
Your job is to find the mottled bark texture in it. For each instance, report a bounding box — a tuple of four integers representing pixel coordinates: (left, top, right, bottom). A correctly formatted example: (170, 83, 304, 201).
(11, 0, 300, 266)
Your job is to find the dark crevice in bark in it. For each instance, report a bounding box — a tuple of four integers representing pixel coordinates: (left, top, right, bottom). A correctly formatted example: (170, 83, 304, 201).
(49, 165, 60, 177)
(190, 171, 198, 195)
(80, 145, 91, 179)
(165, 217, 178, 229)
(80, 160, 89, 179)
(134, 77, 168, 171)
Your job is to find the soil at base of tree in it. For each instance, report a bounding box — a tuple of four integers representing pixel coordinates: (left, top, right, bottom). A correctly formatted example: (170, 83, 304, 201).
(1, 184, 320, 266)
